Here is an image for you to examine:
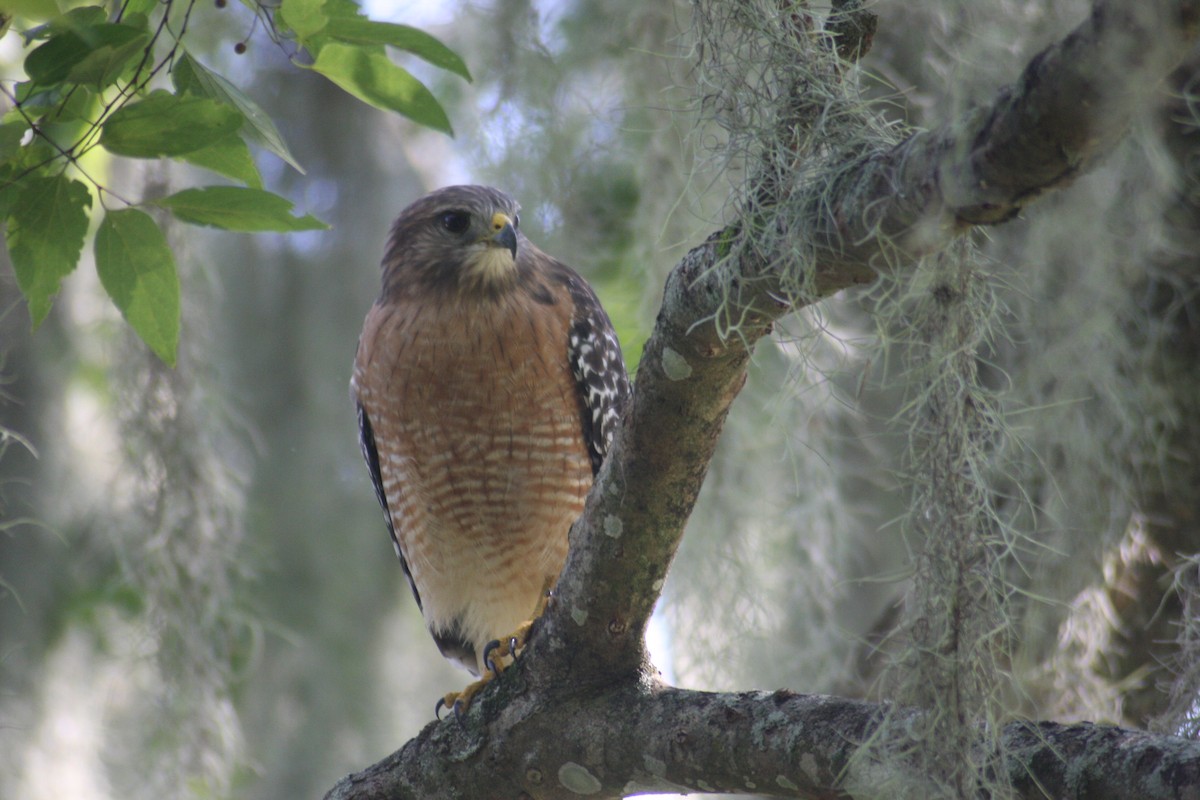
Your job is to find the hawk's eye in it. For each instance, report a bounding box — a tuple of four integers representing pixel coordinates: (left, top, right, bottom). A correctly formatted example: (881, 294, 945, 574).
(440, 211, 471, 235)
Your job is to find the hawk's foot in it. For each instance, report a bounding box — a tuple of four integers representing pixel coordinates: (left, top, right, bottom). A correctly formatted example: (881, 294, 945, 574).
(434, 588, 555, 721)
(483, 586, 555, 675)
(436, 672, 496, 722)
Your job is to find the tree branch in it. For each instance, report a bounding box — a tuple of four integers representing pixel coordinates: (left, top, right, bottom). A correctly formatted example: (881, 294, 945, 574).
(325, 683, 1200, 799)
(326, 0, 1200, 797)
(799, 0, 1200, 289)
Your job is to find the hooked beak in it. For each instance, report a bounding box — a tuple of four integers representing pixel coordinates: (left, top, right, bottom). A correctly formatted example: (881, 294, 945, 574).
(489, 213, 518, 259)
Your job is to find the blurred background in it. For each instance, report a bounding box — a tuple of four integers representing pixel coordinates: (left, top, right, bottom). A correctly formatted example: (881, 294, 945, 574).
(3, 1, 1199, 798)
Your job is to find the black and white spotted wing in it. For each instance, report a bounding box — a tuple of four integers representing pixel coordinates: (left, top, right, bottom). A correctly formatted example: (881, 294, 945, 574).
(563, 275, 631, 475)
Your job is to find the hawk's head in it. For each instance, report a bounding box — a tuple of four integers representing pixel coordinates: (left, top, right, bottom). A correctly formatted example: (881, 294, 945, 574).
(382, 185, 529, 298)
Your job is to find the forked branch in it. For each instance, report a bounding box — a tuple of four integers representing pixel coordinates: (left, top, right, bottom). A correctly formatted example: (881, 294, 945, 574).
(325, 1, 1200, 797)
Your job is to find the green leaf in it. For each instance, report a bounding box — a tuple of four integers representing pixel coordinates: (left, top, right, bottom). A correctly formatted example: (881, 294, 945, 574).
(12, 79, 62, 108)
(153, 186, 329, 232)
(25, 23, 148, 89)
(0, 122, 27, 160)
(100, 90, 244, 158)
(13, 85, 97, 157)
(309, 43, 452, 134)
(8, 174, 93, 327)
(12, 138, 55, 170)
(94, 209, 180, 366)
(180, 134, 263, 188)
(278, 0, 328, 42)
(24, 30, 92, 86)
(170, 52, 201, 94)
(118, 11, 151, 31)
(324, 19, 470, 81)
(119, 0, 158, 20)
(67, 26, 149, 88)
(0, 164, 23, 219)
(173, 53, 305, 174)
(23, 6, 105, 40)
(9, 82, 96, 128)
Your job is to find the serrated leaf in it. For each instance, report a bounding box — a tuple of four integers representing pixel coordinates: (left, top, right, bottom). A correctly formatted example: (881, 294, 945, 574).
(279, 0, 328, 41)
(173, 53, 305, 173)
(309, 43, 452, 134)
(180, 134, 263, 188)
(324, 18, 470, 81)
(8, 174, 93, 327)
(94, 209, 180, 366)
(100, 90, 243, 158)
(154, 186, 329, 232)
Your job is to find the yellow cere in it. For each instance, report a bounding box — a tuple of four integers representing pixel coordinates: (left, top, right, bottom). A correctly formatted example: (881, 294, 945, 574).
(490, 212, 513, 233)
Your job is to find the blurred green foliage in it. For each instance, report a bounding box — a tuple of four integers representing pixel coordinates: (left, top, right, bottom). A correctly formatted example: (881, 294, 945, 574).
(1, 0, 466, 365)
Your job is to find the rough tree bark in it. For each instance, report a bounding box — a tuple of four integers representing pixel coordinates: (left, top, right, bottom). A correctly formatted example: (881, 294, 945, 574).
(324, 1, 1200, 797)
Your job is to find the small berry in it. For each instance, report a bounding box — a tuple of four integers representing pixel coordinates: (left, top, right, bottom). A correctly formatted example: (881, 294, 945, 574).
(215, 0, 226, 7)
(234, 41, 247, 54)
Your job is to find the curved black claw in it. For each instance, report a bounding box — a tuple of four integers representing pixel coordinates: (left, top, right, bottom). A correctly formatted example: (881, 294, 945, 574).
(483, 638, 503, 676)
(435, 696, 469, 727)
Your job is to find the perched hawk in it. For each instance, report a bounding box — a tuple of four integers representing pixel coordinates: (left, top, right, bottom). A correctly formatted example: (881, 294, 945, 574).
(351, 185, 630, 711)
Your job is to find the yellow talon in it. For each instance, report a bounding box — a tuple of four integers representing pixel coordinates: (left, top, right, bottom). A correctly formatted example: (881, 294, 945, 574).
(438, 671, 496, 720)
(436, 587, 556, 719)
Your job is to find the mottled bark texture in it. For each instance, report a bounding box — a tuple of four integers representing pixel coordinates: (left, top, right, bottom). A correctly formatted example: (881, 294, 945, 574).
(326, 0, 1200, 797)
(327, 688, 1200, 799)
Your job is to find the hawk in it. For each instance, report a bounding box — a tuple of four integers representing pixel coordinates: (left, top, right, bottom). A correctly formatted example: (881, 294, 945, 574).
(351, 185, 630, 712)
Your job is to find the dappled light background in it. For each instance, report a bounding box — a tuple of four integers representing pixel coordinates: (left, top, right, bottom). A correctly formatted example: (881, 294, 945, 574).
(3, 1, 1200, 799)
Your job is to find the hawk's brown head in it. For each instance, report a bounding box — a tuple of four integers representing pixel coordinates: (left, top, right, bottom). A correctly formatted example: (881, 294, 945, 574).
(382, 185, 530, 298)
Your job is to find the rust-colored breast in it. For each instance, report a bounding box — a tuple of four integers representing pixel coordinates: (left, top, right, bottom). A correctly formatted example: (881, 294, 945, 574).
(353, 287, 591, 668)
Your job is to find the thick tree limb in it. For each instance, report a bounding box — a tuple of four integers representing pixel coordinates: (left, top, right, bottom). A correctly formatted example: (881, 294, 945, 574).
(325, 683, 1200, 799)
(326, 0, 1200, 797)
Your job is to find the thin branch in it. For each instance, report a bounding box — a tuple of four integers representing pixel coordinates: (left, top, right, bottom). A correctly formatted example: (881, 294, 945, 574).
(798, 0, 1200, 288)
